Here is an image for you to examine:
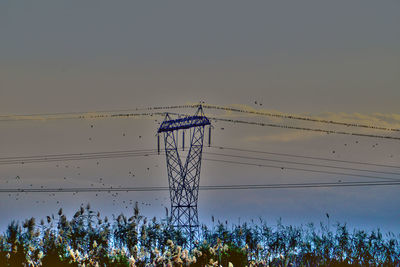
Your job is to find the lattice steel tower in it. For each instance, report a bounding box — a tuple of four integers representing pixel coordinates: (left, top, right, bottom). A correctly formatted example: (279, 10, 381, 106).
(157, 106, 211, 240)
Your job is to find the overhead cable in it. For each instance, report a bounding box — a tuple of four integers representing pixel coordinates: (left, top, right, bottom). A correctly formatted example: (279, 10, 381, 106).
(1, 180, 400, 193)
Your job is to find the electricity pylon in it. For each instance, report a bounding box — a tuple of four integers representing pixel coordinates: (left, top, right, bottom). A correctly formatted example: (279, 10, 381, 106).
(157, 106, 211, 241)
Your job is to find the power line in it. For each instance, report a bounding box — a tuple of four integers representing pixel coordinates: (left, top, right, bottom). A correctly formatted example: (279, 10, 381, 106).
(203, 151, 400, 176)
(0, 105, 194, 122)
(211, 146, 400, 169)
(0, 153, 160, 165)
(1, 108, 398, 141)
(206, 117, 400, 141)
(0, 150, 161, 165)
(0, 148, 157, 161)
(0, 111, 165, 122)
(1, 148, 398, 182)
(203, 158, 400, 181)
(202, 181, 400, 189)
(1, 103, 398, 133)
(201, 104, 400, 132)
(1, 180, 400, 193)
(1, 147, 396, 172)
(0, 105, 192, 118)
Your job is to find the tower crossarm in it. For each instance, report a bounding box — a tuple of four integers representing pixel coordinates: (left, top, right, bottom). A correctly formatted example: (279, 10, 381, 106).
(158, 116, 211, 133)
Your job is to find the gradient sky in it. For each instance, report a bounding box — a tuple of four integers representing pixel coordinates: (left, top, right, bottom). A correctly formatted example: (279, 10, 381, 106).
(1, 1, 400, 233)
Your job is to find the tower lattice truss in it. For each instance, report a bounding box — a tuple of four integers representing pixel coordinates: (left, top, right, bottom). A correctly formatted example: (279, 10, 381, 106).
(157, 107, 211, 238)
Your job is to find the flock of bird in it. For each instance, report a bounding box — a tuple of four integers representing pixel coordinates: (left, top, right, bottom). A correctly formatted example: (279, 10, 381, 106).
(1, 101, 398, 218)
(1, 122, 167, 211)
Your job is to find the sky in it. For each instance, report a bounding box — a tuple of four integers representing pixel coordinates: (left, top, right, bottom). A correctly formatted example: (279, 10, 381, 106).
(0, 1, 400, 233)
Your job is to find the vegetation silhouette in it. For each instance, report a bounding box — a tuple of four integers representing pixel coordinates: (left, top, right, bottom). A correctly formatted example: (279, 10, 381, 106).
(0, 203, 399, 266)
